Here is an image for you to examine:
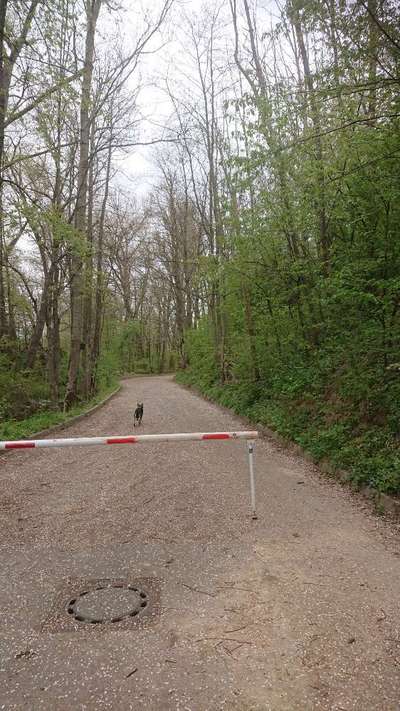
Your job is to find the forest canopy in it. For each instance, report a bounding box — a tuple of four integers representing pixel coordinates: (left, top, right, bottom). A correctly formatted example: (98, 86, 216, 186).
(1, 0, 399, 493)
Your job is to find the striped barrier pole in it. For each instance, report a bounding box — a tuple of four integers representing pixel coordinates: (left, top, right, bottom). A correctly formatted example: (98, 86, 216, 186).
(0, 430, 259, 518)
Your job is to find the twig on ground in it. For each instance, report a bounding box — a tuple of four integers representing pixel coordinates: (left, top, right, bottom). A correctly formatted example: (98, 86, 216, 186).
(195, 636, 253, 645)
(217, 584, 261, 596)
(126, 667, 138, 678)
(150, 535, 177, 544)
(223, 624, 251, 634)
(182, 583, 216, 597)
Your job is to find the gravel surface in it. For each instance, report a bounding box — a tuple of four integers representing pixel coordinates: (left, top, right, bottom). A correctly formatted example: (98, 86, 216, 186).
(0, 375, 399, 710)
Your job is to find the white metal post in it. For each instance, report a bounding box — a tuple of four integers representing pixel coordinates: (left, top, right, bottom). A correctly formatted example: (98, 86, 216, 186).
(247, 440, 257, 520)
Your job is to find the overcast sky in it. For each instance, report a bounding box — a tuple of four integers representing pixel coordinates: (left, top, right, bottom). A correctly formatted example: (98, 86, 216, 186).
(103, 0, 189, 197)
(96, 0, 280, 203)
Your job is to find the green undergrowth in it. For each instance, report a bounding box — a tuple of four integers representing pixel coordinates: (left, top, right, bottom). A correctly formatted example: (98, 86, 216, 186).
(176, 370, 400, 496)
(0, 381, 119, 442)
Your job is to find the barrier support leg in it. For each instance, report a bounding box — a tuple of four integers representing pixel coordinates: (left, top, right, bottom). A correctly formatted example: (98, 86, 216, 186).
(247, 440, 257, 520)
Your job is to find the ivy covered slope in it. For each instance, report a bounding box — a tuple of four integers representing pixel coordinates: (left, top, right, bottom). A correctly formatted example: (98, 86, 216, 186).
(178, 139, 400, 494)
(177, 5, 400, 495)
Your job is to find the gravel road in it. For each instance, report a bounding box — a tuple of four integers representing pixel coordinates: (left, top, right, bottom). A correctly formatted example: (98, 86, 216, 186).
(0, 375, 399, 711)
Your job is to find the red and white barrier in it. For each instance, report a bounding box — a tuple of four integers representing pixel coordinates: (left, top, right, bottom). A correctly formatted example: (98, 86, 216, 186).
(0, 430, 259, 518)
(0, 430, 257, 450)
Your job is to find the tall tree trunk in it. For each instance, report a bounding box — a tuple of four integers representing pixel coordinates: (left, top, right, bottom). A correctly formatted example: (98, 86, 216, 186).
(47, 257, 60, 407)
(26, 267, 52, 369)
(5, 258, 15, 340)
(367, 0, 378, 118)
(81, 122, 95, 399)
(0, 0, 9, 340)
(0, 0, 40, 342)
(64, 0, 101, 409)
(90, 131, 112, 395)
(291, 9, 329, 271)
(47, 24, 66, 408)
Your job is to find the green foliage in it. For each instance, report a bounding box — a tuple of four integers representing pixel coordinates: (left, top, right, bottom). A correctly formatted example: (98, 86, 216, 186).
(179, 121, 400, 494)
(180, 362, 400, 495)
(184, 321, 218, 388)
(179, 6, 400, 497)
(0, 382, 118, 441)
(0, 355, 51, 421)
(21, 204, 84, 254)
(102, 319, 153, 376)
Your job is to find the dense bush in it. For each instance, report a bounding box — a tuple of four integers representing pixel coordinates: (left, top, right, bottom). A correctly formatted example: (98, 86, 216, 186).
(0, 356, 52, 421)
(178, 362, 400, 495)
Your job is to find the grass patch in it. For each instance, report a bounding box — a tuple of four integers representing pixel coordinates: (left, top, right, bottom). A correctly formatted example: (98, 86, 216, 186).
(0, 381, 119, 441)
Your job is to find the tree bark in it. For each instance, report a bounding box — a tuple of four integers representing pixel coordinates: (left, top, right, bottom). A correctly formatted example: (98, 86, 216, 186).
(64, 0, 101, 409)
(0, 0, 9, 339)
(90, 130, 112, 394)
(26, 267, 52, 369)
(47, 257, 60, 407)
(81, 121, 96, 398)
(291, 9, 329, 271)
(0, 0, 40, 342)
(367, 0, 378, 118)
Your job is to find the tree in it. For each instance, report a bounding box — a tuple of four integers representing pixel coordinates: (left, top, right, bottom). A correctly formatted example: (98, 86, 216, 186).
(64, 0, 102, 409)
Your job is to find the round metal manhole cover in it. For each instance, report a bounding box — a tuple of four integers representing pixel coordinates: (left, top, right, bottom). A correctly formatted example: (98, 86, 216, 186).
(67, 584, 148, 624)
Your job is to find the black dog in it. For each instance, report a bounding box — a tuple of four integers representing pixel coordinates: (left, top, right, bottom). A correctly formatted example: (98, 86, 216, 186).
(134, 402, 143, 427)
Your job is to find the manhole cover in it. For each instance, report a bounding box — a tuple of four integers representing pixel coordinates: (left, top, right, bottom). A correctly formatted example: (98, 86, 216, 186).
(67, 584, 148, 624)
(41, 577, 160, 633)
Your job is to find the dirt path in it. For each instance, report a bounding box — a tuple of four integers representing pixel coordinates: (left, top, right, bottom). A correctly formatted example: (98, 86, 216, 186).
(0, 375, 399, 711)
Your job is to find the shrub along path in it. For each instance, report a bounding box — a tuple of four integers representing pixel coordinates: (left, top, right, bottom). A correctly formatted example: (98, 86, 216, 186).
(0, 375, 399, 710)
